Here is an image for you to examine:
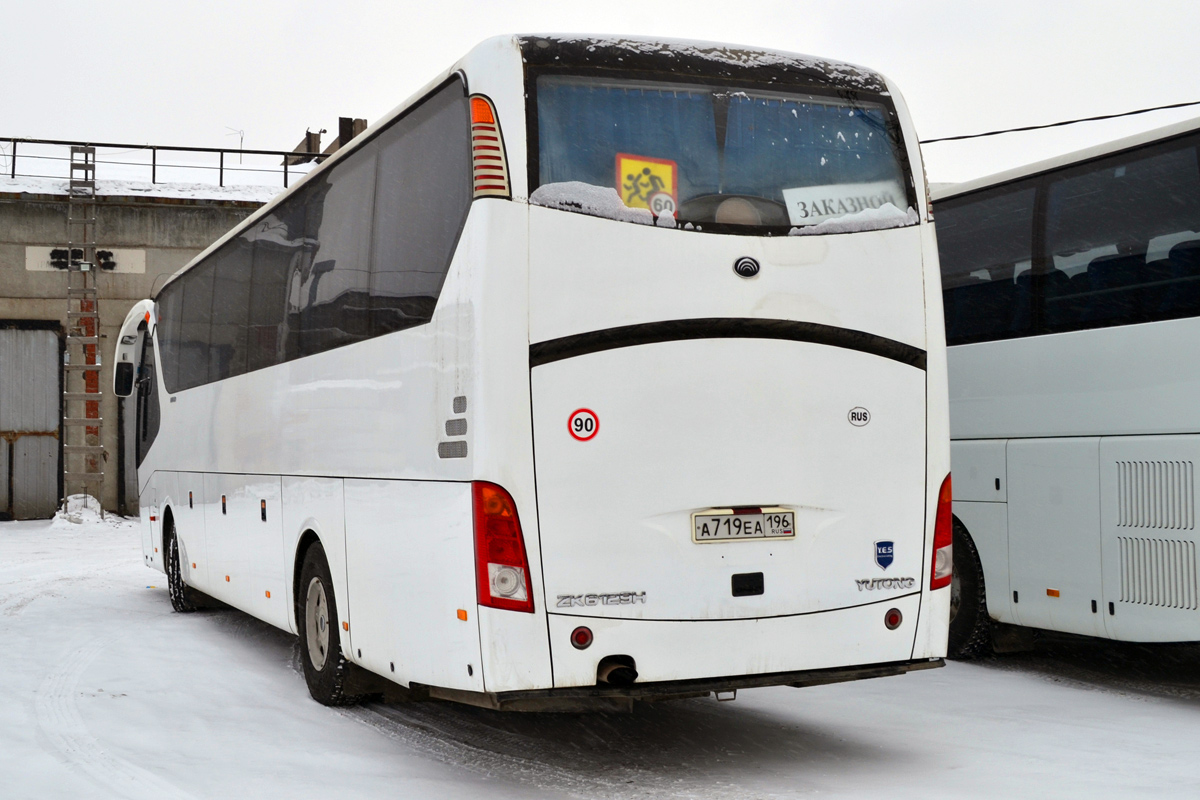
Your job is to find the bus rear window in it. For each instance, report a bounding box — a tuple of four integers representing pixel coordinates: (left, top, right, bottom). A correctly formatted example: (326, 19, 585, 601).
(531, 75, 914, 235)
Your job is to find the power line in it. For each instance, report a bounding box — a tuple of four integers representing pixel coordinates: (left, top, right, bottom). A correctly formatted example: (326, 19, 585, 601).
(919, 100, 1200, 144)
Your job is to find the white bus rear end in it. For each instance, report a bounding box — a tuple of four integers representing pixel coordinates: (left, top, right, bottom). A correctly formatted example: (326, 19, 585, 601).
(118, 35, 950, 711)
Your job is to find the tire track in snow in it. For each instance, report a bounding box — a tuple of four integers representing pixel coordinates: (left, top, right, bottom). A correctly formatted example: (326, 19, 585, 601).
(35, 639, 197, 800)
(349, 704, 642, 799)
(350, 700, 785, 800)
(0, 560, 127, 617)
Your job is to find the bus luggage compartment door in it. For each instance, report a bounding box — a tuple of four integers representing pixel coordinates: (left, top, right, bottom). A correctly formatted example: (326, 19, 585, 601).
(529, 336, 927, 625)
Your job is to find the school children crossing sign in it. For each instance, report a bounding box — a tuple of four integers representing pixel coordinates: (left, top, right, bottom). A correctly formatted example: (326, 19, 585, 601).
(616, 153, 678, 217)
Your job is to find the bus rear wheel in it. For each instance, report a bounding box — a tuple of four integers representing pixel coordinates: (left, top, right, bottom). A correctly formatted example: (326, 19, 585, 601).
(298, 542, 360, 706)
(948, 519, 991, 659)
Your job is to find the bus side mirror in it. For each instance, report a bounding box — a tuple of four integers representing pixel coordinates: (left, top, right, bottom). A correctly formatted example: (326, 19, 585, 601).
(113, 299, 155, 397)
(114, 362, 134, 397)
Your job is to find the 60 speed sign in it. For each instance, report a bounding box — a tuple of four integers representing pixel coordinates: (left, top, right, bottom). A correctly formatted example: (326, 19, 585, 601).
(568, 408, 599, 441)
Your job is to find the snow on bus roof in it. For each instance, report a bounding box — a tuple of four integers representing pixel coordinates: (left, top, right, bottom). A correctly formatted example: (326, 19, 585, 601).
(931, 114, 1200, 203)
(523, 34, 887, 92)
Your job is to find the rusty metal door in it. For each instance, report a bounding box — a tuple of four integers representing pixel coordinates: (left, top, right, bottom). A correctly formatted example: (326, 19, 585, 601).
(0, 327, 61, 519)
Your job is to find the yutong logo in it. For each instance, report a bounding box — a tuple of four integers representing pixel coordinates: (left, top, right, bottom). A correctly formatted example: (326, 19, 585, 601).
(855, 577, 915, 591)
(557, 592, 646, 608)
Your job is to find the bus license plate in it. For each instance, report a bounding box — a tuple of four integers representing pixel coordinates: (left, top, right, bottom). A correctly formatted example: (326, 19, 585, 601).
(693, 509, 795, 542)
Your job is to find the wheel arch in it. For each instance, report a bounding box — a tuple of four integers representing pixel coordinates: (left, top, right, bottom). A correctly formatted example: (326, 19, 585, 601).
(292, 529, 323, 630)
(158, 502, 176, 567)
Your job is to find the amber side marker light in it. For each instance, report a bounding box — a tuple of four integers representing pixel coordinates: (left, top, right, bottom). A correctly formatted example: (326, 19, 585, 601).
(457, 609, 468, 621)
(1047, 588, 1061, 598)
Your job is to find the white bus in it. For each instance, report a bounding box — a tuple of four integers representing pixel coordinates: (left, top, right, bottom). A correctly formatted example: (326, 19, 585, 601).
(113, 35, 951, 711)
(936, 117, 1200, 655)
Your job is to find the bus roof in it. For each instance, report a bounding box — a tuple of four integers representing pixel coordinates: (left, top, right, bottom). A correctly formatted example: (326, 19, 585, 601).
(515, 34, 887, 92)
(154, 34, 893, 298)
(931, 114, 1200, 204)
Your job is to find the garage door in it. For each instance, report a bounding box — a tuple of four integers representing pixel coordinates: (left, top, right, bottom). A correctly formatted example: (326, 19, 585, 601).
(0, 327, 60, 519)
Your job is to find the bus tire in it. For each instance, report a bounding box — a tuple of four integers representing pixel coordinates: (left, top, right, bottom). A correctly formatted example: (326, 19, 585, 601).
(298, 542, 360, 706)
(948, 518, 991, 659)
(164, 518, 200, 613)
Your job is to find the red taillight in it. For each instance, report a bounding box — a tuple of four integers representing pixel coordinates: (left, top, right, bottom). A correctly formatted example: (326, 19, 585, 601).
(473, 481, 534, 613)
(570, 626, 593, 650)
(469, 95, 510, 199)
(931, 473, 953, 590)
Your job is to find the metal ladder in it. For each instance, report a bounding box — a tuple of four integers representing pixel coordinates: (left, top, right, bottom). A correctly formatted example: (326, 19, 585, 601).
(62, 145, 104, 516)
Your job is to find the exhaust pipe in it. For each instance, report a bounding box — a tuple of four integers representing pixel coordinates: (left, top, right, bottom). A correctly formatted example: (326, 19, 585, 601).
(597, 656, 638, 686)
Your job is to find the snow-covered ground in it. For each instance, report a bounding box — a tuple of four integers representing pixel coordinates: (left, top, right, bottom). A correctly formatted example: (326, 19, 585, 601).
(3, 515, 1199, 799)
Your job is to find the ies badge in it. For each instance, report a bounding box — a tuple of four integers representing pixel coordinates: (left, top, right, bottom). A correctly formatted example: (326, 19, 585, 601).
(875, 540, 894, 570)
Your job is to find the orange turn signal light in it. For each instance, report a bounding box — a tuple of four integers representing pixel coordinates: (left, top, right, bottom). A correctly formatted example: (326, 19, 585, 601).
(1047, 588, 1060, 598)
(342, 621, 349, 632)
(457, 609, 468, 621)
(471, 96, 495, 124)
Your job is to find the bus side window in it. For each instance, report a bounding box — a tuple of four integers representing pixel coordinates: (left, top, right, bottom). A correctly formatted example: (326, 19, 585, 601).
(154, 77, 473, 392)
(938, 185, 1036, 345)
(368, 79, 472, 337)
(1044, 134, 1200, 333)
(135, 331, 161, 466)
(292, 146, 377, 359)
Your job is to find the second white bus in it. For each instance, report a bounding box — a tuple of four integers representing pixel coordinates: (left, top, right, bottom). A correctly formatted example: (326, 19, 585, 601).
(936, 116, 1200, 654)
(115, 34, 950, 710)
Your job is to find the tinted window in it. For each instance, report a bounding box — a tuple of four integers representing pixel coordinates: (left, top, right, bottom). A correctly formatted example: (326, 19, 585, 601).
(156, 281, 183, 393)
(937, 184, 1036, 345)
(176, 261, 215, 391)
(370, 82, 472, 336)
(135, 330, 160, 466)
(291, 148, 377, 358)
(153, 76, 470, 391)
(1043, 136, 1200, 332)
(534, 75, 913, 234)
(207, 234, 253, 382)
(248, 206, 304, 371)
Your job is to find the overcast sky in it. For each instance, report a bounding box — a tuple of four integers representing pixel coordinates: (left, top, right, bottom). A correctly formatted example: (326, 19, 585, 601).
(5, 0, 1199, 184)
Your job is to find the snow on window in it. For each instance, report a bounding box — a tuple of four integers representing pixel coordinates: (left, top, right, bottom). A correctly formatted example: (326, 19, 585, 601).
(788, 203, 918, 236)
(529, 181, 655, 225)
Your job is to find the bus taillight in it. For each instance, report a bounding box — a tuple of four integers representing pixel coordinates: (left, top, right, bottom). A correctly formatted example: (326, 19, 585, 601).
(472, 481, 534, 613)
(469, 95, 511, 199)
(931, 473, 953, 590)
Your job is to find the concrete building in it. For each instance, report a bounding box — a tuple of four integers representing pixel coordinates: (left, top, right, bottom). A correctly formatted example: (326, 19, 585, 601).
(0, 181, 268, 517)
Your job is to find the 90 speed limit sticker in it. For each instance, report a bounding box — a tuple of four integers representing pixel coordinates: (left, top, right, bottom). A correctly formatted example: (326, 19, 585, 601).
(568, 408, 599, 441)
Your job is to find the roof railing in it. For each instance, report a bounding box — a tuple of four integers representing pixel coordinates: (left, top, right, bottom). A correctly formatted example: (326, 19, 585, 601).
(1, 136, 330, 189)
